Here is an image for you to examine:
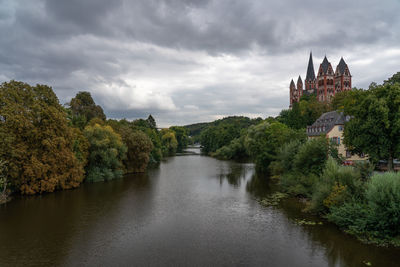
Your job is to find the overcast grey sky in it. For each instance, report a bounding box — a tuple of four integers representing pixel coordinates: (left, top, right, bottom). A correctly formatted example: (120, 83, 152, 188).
(1, 0, 399, 126)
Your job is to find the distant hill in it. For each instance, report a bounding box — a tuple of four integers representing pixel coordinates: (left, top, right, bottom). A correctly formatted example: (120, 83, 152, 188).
(184, 116, 262, 138)
(184, 122, 211, 137)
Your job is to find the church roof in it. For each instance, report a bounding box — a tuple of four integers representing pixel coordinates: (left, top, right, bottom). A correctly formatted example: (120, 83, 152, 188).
(290, 79, 295, 87)
(305, 52, 316, 81)
(321, 56, 331, 74)
(337, 57, 348, 74)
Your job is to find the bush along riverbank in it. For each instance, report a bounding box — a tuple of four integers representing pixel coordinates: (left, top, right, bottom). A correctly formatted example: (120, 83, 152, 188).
(272, 139, 400, 247)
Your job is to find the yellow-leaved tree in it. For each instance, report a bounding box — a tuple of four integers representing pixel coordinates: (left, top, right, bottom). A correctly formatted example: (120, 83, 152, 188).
(0, 81, 85, 194)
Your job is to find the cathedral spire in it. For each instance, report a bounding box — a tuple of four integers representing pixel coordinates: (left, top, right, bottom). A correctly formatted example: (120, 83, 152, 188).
(297, 75, 302, 84)
(305, 52, 315, 81)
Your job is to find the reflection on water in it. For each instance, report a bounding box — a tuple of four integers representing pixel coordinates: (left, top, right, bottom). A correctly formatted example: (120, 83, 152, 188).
(0, 148, 398, 266)
(245, 173, 400, 267)
(217, 162, 252, 187)
(246, 172, 273, 198)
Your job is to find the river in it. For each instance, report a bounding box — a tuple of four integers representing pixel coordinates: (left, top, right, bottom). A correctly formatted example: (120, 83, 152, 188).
(0, 147, 398, 266)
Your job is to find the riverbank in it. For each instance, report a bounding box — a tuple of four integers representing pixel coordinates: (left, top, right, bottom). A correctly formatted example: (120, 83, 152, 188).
(274, 166, 400, 248)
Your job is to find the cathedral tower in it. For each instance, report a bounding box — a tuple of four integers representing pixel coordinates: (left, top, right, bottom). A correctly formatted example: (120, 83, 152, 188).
(316, 56, 334, 102)
(288, 53, 352, 107)
(289, 79, 296, 108)
(297, 75, 303, 99)
(335, 57, 352, 93)
(304, 52, 316, 94)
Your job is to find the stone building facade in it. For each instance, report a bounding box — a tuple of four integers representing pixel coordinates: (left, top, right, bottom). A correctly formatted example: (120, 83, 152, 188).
(290, 53, 352, 107)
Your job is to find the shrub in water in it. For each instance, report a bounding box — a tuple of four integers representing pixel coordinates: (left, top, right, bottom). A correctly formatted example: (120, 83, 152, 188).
(327, 199, 370, 235)
(327, 172, 400, 244)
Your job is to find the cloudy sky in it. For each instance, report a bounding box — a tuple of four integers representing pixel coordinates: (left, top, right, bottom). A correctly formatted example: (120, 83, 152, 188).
(1, 0, 399, 126)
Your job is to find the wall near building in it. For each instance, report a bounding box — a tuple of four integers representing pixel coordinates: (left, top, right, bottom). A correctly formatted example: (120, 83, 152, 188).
(327, 125, 366, 162)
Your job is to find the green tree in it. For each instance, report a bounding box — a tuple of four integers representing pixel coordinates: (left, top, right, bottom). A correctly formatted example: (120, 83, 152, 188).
(331, 89, 364, 114)
(384, 71, 400, 85)
(0, 81, 85, 194)
(84, 123, 127, 182)
(199, 116, 261, 154)
(278, 95, 330, 129)
(142, 127, 163, 163)
(213, 135, 248, 160)
(270, 139, 303, 176)
(293, 137, 330, 176)
(244, 121, 305, 172)
(161, 129, 178, 156)
(69, 91, 106, 129)
(343, 81, 400, 170)
(170, 126, 189, 152)
(111, 124, 153, 173)
(146, 115, 157, 129)
(108, 118, 163, 164)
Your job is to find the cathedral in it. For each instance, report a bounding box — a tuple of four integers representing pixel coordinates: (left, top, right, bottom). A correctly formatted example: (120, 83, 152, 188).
(289, 53, 352, 107)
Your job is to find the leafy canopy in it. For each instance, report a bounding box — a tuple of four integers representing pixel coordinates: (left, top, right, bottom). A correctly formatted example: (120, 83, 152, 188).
(84, 123, 127, 182)
(244, 121, 305, 172)
(0, 81, 85, 194)
(343, 80, 400, 169)
(69, 91, 106, 129)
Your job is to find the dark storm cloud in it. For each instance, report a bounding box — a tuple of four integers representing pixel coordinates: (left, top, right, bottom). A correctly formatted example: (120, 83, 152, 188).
(9, 0, 399, 53)
(1, 0, 400, 126)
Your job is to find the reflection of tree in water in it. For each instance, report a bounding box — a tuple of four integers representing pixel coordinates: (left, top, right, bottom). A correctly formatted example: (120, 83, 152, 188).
(280, 200, 399, 267)
(246, 173, 400, 267)
(245, 172, 273, 198)
(218, 162, 250, 187)
(0, 172, 154, 266)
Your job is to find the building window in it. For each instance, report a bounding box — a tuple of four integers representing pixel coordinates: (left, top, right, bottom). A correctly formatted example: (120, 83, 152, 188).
(338, 125, 343, 131)
(331, 137, 340, 145)
(346, 150, 352, 158)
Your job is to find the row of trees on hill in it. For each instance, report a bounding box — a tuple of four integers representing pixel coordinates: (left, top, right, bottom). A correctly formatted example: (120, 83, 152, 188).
(0, 81, 189, 200)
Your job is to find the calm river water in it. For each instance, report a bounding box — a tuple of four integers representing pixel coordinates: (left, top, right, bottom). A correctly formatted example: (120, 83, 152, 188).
(0, 147, 398, 266)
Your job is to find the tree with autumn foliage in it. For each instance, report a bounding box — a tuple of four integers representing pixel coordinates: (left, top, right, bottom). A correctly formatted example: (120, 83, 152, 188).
(0, 81, 85, 194)
(0, 160, 10, 203)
